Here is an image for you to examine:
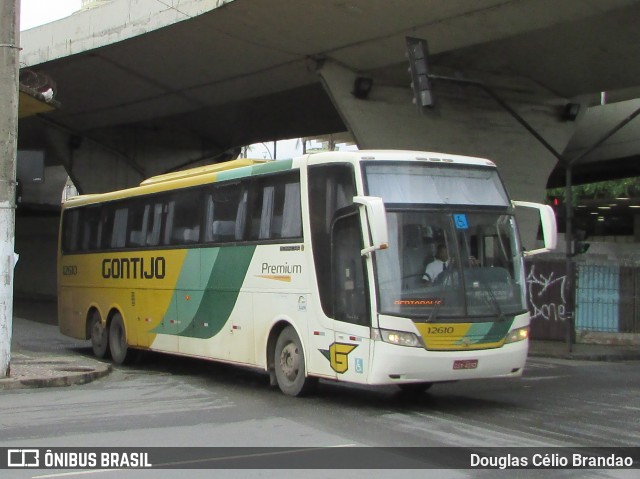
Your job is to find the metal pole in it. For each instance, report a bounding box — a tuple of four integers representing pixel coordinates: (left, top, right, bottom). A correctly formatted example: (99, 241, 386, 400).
(567, 106, 640, 168)
(427, 71, 640, 354)
(428, 74, 565, 162)
(559, 105, 640, 354)
(0, 0, 20, 378)
(564, 164, 574, 353)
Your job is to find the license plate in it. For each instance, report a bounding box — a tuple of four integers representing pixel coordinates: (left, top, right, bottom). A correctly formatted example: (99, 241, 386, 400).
(453, 359, 478, 370)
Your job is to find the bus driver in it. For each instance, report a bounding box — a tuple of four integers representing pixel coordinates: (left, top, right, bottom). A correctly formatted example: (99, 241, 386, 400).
(422, 244, 449, 284)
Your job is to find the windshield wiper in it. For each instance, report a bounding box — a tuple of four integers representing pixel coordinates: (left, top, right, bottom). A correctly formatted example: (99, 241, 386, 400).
(475, 279, 505, 321)
(426, 297, 444, 323)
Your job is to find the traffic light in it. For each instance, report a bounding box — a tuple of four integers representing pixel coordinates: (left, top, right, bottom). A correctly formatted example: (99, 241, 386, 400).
(572, 227, 590, 255)
(406, 37, 434, 112)
(547, 196, 565, 221)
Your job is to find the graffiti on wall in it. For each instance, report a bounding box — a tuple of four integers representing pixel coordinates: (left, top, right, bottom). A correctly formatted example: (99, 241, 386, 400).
(526, 263, 569, 323)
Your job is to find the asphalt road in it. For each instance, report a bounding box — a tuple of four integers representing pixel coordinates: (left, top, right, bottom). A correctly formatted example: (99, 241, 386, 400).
(2, 300, 638, 478)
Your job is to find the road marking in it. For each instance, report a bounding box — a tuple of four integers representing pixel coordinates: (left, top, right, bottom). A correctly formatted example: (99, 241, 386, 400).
(34, 471, 121, 478)
(521, 375, 570, 381)
(524, 361, 558, 370)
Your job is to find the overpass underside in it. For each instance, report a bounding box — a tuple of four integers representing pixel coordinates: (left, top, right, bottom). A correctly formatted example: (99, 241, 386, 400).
(18, 0, 640, 197)
(14, 0, 640, 299)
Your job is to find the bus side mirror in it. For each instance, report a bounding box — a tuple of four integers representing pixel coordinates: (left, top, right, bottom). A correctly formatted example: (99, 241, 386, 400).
(353, 196, 389, 256)
(512, 200, 558, 256)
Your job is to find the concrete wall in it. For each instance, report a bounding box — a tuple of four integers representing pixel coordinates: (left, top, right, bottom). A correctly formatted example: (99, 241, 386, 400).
(19, 165, 67, 206)
(14, 213, 59, 300)
(39, 124, 227, 194)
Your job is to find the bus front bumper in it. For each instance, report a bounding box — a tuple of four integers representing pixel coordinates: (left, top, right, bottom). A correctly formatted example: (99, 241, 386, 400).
(367, 339, 528, 385)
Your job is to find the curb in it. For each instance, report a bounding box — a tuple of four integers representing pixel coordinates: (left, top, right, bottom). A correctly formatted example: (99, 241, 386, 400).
(528, 351, 640, 362)
(0, 361, 112, 391)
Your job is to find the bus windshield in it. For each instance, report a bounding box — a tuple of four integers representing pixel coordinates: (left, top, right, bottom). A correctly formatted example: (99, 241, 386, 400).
(364, 161, 510, 207)
(363, 162, 526, 321)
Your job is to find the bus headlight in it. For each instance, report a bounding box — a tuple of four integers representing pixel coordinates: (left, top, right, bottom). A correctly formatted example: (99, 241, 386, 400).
(372, 328, 424, 348)
(504, 326, 529, 344)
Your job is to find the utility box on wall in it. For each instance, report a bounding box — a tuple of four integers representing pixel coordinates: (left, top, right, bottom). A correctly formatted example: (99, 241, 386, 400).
(17, 150, 45, 184)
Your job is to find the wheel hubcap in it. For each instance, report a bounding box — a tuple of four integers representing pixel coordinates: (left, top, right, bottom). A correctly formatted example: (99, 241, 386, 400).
(280, 342, 299, 382)
(92, 322, 104, 346)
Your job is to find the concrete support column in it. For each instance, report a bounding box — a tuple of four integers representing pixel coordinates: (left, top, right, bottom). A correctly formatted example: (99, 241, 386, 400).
(0, 0, 19, 378)
(318, 61, 580, 246)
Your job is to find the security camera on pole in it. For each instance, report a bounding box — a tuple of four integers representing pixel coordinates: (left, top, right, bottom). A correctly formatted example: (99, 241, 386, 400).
(0, 0, 19, 378)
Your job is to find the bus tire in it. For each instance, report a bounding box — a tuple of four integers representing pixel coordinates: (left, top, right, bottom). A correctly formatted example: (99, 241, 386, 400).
(88, 310, 109, 359)
(274, 326, 316, 396)
(109, 312, 132, 365)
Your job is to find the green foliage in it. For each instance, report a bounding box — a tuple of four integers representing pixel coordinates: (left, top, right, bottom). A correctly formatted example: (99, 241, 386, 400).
(548, 177, 640, 202)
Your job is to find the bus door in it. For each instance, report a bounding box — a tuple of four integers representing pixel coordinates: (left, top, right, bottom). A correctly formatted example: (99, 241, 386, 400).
(307, 163, 371, 382)
(329, 211, 372, 384)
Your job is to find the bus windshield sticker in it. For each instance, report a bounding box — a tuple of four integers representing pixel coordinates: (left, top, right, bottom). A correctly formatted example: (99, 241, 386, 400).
(454, 214, 469, 229)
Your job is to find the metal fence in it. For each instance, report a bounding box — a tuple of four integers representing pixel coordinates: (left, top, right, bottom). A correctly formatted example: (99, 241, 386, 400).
(525, 259, 640, 340)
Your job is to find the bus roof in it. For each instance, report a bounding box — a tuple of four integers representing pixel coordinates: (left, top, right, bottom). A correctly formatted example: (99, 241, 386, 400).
(62, 150, 497, 208)
(139, 159, 268, 186)
(307, 150, 496, 167)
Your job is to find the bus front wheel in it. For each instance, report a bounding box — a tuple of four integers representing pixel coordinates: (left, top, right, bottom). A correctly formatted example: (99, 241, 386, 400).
(89, 311, 109, 359)
(274, 326, 316, 396)
(109, 313, 132, 365)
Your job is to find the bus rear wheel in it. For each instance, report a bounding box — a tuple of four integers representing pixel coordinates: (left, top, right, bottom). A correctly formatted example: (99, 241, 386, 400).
(109, 313, 132, 365)
(89, 311, 109, 359)
(274, 326, 316, 396)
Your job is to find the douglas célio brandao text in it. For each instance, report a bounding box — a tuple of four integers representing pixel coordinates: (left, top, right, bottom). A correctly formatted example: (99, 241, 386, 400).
(470, 452, 635, 469)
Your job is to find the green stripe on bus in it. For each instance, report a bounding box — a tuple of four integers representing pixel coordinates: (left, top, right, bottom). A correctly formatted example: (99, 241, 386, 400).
(216, 167, 253, 182)
(481, 318, 513, 342)
(251, 159, 293, 175)
(455, 319, 513, 345)
(179, 245, 256, 339)
(215, 159, 293, 182)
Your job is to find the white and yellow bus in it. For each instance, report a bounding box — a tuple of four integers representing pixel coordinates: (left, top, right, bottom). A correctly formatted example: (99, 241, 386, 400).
(58, 150, 556, 396)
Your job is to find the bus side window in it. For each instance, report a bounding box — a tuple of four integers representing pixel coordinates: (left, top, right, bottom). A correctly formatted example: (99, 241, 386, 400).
(247, 173, 301, 241)
(204, 194, 215, 242)
(235, 189, 248, 241)
(165, 189, 203, 245)
(127, 203, 150, 248)
(204, 183, 244, 243)
(255, 185, 275, 239)
(101, 205, 128, 250)
(80, 206, 102, 251)
(62, 209, 81, 253)
(146, 203, 164, 246)
(281, 182, 301, 238)
(163, 201, 175, 245)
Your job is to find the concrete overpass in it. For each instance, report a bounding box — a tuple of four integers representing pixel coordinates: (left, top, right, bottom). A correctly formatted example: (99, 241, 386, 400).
(14, 0, 640, 298)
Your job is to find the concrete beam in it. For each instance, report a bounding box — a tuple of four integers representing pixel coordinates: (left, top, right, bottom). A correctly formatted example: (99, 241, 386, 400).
(20, 0, 227, 66)
(318, 61, 580, 245)
(36, 122, 236, 194)
(564, 99, 640, 164)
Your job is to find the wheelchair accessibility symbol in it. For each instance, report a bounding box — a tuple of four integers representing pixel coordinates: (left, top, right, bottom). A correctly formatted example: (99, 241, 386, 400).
(453, 214, 468, 229)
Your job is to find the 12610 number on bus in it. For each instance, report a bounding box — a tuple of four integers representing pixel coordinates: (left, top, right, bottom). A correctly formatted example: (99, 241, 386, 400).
(426, 326, 454, 335)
